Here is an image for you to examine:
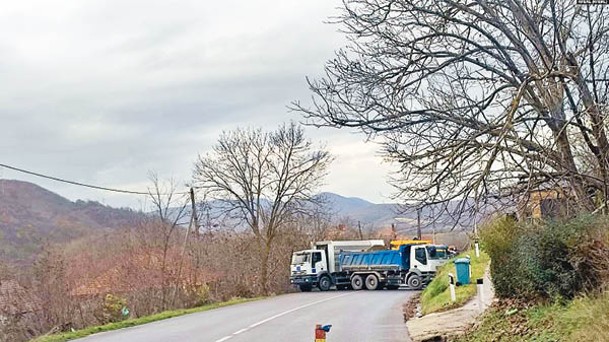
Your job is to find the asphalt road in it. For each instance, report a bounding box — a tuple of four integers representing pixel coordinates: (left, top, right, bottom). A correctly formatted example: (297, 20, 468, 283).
(77, 290, 415, 342)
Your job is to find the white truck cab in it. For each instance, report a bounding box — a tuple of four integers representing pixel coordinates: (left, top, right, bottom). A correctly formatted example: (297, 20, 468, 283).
(290, 249, 328, 291)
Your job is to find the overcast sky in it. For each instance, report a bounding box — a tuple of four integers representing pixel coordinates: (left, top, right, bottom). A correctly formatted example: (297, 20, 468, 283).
(0, 0, 396, 210)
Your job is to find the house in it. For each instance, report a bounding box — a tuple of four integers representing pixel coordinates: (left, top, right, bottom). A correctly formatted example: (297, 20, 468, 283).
(518, 187, 574, 220)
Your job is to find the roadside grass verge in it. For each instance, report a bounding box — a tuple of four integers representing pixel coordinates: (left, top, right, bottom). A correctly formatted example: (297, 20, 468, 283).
(457, 290, 609, 341)
(420, 249, 490, 315)
(32, 297, 262, 342)
(457, 303, 563, 342)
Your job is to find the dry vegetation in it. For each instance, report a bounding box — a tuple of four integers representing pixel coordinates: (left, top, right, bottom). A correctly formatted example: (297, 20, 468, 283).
(0, 201, 388, 342)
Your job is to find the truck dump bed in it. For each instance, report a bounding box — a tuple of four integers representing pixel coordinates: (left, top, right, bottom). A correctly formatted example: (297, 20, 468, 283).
(337, 249, 406, 271)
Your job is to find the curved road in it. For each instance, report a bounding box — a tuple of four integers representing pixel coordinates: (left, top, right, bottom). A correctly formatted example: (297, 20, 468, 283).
(77, 290, 415, 342)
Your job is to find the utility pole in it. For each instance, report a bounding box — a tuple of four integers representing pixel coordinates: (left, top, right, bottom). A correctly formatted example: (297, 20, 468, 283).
(357, 221, 363, 240)
(417, 208, 422, 240)
(473, 199, 479, 238)
(474, 148, 482, 238)
(174, 188, 198, 305)
(190, 187, 200, 238)
(431, 205, 436, 244)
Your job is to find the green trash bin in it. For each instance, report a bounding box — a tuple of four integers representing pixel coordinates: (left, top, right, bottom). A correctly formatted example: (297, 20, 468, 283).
(454, 257, 471, 285)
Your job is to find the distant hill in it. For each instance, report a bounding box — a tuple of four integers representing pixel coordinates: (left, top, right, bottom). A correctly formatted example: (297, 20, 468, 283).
(185, 192, 472, 234)
(318, 192, 472, 233)
(166, 193, 402, 231)
(0, 179, 141, 263)
(318, 192, 399, 227)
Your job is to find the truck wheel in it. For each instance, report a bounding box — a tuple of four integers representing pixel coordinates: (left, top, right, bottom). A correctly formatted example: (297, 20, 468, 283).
(407, 275, 423, 290)
(351, 275, 364, 290)
(299, 285, 312, 292)
(318, 276, 331, 291)
(365, 274, 379, 290)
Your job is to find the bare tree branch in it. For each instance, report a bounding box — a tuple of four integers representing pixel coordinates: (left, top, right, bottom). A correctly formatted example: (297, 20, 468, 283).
(292, 0, 609, 222)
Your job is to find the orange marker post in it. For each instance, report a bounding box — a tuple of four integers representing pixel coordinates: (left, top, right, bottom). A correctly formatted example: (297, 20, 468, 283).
(315, 324, 326, 342)
(315, 323, 335, 341)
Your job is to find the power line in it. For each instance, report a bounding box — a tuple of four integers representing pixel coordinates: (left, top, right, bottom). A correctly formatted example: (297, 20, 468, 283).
(0, 162, 187, 196)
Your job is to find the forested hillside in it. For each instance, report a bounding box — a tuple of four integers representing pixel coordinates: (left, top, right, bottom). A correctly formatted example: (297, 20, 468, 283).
(0, 179, 140, 263)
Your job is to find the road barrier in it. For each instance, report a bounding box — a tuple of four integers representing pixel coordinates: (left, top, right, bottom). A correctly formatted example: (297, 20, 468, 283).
(315, 324, 332, 341)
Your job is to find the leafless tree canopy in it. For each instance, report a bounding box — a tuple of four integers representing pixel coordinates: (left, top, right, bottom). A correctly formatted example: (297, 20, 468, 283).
(192, 122, 332, 292)
(293, 0, 609, 217)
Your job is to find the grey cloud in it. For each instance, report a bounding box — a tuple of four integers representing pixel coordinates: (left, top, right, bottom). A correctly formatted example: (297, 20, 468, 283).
(0, 0, 396, 209)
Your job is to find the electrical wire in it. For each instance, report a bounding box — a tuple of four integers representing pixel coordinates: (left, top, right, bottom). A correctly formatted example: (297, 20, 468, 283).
(0, 162, 188, 196)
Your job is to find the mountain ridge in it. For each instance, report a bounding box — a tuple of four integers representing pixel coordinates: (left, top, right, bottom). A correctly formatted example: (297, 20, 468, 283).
(0, 179, 470, 263)
(318, 191, 399, 226)
(0, 179, 141, 263)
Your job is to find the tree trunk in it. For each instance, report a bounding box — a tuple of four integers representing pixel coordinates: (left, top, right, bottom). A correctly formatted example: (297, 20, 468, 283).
(260, 239, 272, 295)
(555, 124, 595, 211)
(569, 53, 609, 207)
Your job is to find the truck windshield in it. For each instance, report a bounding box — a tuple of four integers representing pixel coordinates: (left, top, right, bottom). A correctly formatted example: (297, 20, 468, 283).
(434, 247, 449, 259)
(292, 253, 310, 264)
(426, 246, 438, 259)
(426, 246, 449, 260)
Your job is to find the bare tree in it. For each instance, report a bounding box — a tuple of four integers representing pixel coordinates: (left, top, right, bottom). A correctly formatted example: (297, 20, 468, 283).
(146, 173, 189, 310)
(293, 0, 609, 220)
(192, 123, 332, 294)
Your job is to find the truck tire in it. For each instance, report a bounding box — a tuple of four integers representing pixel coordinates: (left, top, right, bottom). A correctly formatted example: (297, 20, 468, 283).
(299, 285, 312, 292)
(365, 274, 379, 290)
(318, 275, 331, 291)
(351, 275, 364, 290)
(407, 274, 423, 290)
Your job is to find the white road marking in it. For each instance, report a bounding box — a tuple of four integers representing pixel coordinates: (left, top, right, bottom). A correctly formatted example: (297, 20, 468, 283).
(213, 293, 352, 342)
(232, 328, 248, 335)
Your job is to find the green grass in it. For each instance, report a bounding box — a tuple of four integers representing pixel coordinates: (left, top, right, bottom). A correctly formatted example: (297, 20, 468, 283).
(31, 297, 262, 342)
(457, 291, 609, 341)
(420, 249, 490, 315)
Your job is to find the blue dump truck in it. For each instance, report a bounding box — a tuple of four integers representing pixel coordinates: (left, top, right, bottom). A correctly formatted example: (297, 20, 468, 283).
(290, 240, 448, 291)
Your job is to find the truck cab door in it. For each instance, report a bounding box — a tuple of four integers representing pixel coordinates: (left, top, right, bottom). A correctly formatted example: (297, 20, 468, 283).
(312, 251, 326, 274)
(412, 246, 430, 271)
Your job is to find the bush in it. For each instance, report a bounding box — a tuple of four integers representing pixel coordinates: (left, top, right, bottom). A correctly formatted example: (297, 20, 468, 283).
(479, 216, 524, 298)
(567, 222, 609, 291)
(480, 215, 609, 301)
(96, 294, 128, 324)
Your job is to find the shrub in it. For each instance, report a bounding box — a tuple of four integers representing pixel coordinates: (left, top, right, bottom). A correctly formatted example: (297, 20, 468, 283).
(480, 215, 609, 301)
(194, 284, 211, 306)
(96, 294, 128, 324)
(479, 216, 524, 298)
(566, 219, 609, 292)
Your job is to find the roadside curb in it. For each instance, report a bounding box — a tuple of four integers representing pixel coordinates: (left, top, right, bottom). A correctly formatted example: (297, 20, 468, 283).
(406, 267, 494, 341)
